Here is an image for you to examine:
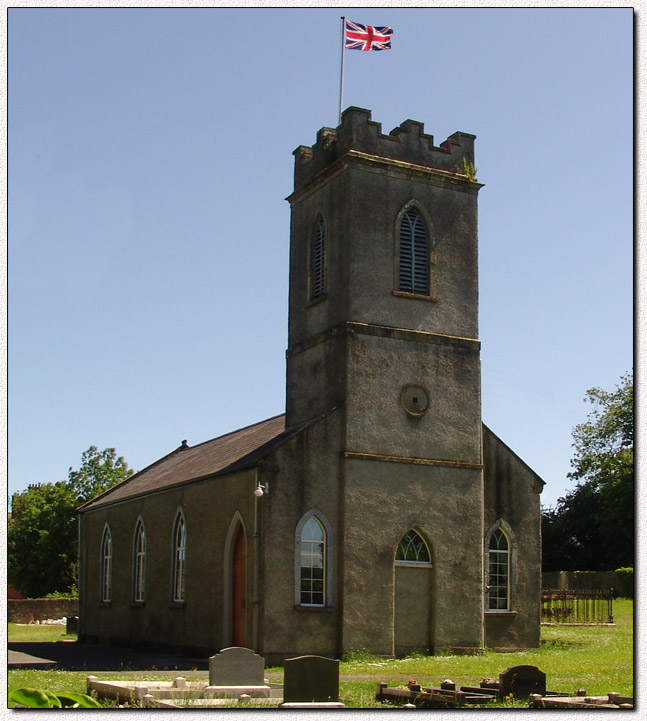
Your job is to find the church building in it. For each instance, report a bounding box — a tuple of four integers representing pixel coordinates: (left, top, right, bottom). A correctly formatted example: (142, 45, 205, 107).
(78, 108, 544, 664)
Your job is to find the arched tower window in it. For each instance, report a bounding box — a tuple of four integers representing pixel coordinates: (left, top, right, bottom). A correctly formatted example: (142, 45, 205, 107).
(398, 208, 429, 295)
(133, 517, 146, 603)
(295, 510, 334, 607)
(100, 525, 112, 603)
(395, 529, 432, 565)
(171, 510, 186, 603)
(310, 216, 326, 300)
(487, 527, 511, 611)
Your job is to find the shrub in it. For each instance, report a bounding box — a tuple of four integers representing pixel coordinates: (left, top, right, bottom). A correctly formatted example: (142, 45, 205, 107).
(43, 589, 78, 600)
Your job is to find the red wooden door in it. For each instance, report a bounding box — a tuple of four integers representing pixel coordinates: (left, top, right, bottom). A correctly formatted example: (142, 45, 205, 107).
(231, 525, 246, 647)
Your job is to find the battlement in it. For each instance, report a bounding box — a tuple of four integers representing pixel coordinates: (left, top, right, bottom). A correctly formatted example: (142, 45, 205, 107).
(293, 107, 476, 190)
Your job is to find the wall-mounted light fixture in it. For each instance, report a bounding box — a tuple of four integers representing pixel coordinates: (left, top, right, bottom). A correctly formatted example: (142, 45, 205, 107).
(254, 483, 268, 498)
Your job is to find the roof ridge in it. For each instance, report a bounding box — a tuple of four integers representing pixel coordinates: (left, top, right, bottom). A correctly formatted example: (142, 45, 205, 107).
(76, 443, 191, 511)
(78, 413, 288, 512)
(183, 412, 286, 452)
(78, 413, 286, 511)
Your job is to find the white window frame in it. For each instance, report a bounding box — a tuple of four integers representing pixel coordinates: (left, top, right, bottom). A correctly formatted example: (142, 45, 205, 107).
(294, 509, 334, 608)
(485, 519, 515, 612)
(395, 528, 433, 568)
(133, 517, 146, 604)
(171, 509, 186, 603)
(100, 524, 112, 603)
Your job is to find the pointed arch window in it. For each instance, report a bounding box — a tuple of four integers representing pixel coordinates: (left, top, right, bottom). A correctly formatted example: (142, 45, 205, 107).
(295, 510, 334, 608)
(487, 527, 510, 611)
(133, 518, 146, 603)
(300, 517, 325, 606)
(100, 525, 112, 603)
(395, 529, 432, 565)
(310, 216, 326, 301)
(398, 208, 429, 295)
(172, 510, 186, 603)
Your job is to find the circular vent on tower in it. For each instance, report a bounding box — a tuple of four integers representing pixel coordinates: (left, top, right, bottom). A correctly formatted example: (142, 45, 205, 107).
(400, 384, 430, 417)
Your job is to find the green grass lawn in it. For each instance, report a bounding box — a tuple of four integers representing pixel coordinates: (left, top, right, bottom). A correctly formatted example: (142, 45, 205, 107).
(8, 599, 633, 708)
(8, 623, 77, 643)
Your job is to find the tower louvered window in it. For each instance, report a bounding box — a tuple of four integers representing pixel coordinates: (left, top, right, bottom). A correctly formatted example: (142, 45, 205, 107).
(399, 209, 429, 295)
(310, 217, 326, 300)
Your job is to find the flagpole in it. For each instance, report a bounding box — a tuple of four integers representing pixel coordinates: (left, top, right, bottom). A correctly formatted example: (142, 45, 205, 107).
(338, 16, 345, 126)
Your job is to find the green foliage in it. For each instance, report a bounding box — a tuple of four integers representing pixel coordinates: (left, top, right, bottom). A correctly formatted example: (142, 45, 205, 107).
(8, 446, 134, 597)
(8, 481, 79, 597)
(44, 587, 78, 599)
(461, 156, 478, 182)
(342, 647, 383, 664)
(542, 373, 633, 571)
(68, 445, 134, 504)
(614, 567, 633, 598)
(8, 687, 101, 708)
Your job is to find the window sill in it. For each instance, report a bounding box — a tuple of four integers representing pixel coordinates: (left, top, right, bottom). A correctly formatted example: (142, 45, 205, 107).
(99, 601, 111, 608)
(294, 605, 335, 612)
(131, 601, 145, 608)
(306, 294, 327, 308)
(392, 290, 438, 302)
(485, 610, 518, 616)
(169, 601, 186, 609)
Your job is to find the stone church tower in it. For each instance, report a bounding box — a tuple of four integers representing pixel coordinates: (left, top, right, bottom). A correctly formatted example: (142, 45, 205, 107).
(282, 107, 484, 655)
(77, 108, 542, 663)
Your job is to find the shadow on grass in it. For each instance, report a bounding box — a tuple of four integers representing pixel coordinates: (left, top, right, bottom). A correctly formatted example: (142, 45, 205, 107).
(8, 641, 208, 672)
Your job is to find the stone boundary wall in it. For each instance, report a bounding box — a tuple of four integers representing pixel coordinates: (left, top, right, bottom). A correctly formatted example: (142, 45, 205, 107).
(8, 599, 79, 623)
(542, 571, 619, 592)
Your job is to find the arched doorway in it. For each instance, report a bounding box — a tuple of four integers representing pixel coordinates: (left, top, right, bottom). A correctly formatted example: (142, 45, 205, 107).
(394, 528, 433, 656)
(231, 524, 247, 647)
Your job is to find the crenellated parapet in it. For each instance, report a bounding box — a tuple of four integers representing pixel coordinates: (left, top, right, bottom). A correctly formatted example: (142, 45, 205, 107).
(293, 107, 476, 190)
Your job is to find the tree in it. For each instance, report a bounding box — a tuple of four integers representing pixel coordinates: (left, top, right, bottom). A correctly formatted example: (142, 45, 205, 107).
(8, 482, 79, 598)
(8, 447, 134, 597)
(542, 373, 633, 571)
(67, 446, 134, 503)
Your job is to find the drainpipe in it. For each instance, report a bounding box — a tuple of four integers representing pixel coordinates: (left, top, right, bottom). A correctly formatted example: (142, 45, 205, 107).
(252, 464, 262, 650)
(77, 512, 83, 639)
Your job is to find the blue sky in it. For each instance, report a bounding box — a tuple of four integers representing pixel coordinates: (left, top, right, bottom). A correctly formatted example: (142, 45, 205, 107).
(8, 7, 633, 508)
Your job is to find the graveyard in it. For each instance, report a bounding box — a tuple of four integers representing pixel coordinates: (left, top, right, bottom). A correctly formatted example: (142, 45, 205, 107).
(83, 654, 632, 709)
(8, 598, 633, 708)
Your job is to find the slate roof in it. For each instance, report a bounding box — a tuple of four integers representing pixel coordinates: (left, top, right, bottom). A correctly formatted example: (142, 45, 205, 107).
(80, 414, 291, 512)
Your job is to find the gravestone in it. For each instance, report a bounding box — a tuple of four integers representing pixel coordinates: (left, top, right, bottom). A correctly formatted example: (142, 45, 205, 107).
(208, 647, 265, 687)
(281, 655, 342, 706)
(498, 665, 546, 699)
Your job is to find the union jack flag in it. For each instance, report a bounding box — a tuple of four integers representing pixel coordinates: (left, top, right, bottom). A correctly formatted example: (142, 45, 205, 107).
(345, 20, 393, 51)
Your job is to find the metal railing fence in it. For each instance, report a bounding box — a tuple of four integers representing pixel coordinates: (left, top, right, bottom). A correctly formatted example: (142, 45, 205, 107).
(541, 589, 614, 624)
